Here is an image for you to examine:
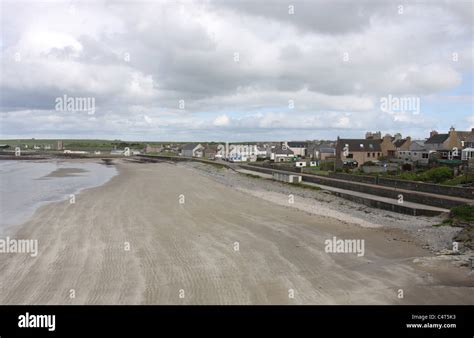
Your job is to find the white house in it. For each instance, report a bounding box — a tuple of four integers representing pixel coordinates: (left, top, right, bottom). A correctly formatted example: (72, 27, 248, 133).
(255, 146, 268, 158)
(273, 146, 295, 162)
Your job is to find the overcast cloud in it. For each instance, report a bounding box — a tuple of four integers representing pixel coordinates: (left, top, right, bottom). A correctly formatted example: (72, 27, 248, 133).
(0, 0, 472, 141)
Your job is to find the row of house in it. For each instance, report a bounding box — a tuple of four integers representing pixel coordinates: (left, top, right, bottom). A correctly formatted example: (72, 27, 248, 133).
(335, 127, 474, 168)
(178, 141, 337, 164)
(175, 126, 474, 168)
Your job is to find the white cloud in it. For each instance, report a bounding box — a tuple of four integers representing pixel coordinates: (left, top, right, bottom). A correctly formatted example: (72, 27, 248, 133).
(213, 114, 230, 127)
(0, 0, 472, 140)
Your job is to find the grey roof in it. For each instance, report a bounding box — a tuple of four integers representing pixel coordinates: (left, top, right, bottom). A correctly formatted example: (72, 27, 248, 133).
(181, 143, 200, 151)
(413, 140, 425, 146)
(287, 141, 307, 148)
(337, 139, 382, 152)
(393, 139, 408, 148)
(409, 140, 427, 151)
(456, 131, 474, 141)
(425, 134, 449, 144)
(274, 146, 294, 155)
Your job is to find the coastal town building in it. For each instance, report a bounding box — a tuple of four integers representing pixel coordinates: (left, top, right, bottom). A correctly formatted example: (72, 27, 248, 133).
(393, 137, 412, 152)
(255, 146, 268, 159)
(455, 128, 474, 148)
(307, 142, 336, 161)
(181, 143, 204, 157)
(464, 135, 474, 149)
(398, 140, 430, 165)
(336, 138, 382, 168)
(425, 131, 451, 152)
(425, 127, 474, 151)
(203, 145, 219, 159)
(424, 127, 474, 160)
(462, 148, 474, 161)
(380, 134, 397, 158)
(365, 131, 381, 140)
(283, 141, 307, 157)
(314, 147, 336, 161)
(272, 145, 295, 162)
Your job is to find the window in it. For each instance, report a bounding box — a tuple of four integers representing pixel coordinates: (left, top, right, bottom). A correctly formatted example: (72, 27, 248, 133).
(360, 144, 364, 148)
(347, 154, 353, 158)
(367, 153, 370, 157)
(373, 152, 375, 157)
(377, 153, 380, 156)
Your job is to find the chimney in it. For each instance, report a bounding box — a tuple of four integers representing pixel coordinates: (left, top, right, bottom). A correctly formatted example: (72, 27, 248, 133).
(449, 126, 455, 133)
(430, 130, 438, 138)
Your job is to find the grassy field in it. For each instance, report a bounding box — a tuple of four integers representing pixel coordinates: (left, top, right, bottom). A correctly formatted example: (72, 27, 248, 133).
(303, 168, 330, 175)
(0, 139, 177, 151)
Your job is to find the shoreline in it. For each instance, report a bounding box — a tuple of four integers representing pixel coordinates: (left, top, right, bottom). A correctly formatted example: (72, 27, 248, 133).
(0, 159, 118, 234)
(0, 160, 472, 305)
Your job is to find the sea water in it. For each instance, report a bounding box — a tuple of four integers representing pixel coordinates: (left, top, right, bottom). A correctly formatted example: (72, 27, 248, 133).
(0, 160, 117, 233)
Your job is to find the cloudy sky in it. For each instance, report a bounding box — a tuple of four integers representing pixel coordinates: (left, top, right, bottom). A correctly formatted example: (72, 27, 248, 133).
(0, 0, 472, 141)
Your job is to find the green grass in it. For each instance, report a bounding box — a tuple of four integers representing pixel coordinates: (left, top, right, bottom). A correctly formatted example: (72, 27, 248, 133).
(0, 139, 151, 151)
(436, 205, 474, 227)
(441, 174, 474, 186)
(293, 182, 322, 190)
(383, 166, 468, 185)
(450, 205, 474, 222)
(304, 168, 330, 175)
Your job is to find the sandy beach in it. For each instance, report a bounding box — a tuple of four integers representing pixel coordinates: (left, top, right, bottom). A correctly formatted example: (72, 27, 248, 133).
(0, 160, 472, 305)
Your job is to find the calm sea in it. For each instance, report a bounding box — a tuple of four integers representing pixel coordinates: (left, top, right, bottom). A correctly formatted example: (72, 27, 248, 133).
(0, 160, 117, 233)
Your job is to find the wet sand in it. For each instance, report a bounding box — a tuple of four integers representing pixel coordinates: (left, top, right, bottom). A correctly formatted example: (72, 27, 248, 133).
(40, 167, 88, 178)
(0, 161, 472, 304)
